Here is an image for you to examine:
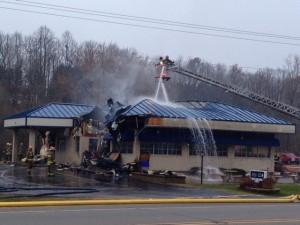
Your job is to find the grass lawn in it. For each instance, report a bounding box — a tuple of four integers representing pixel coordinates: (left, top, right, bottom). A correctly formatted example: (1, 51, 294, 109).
(177, 183, 300, 197)
(274, 183, 300, 196)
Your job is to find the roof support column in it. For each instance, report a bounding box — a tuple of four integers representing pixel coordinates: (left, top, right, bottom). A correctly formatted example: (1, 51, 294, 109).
(227, 147, 236, 169)
(12, 129, 19, 163)
(29, 129, 37, 153)
(133, 129, 140, 160)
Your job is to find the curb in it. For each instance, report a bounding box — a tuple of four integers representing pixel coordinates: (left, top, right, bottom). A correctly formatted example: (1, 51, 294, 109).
(0, 195, 299, 207)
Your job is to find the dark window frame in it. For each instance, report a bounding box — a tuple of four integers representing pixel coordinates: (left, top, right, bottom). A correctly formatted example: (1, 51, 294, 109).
(140, 142, 182, 155)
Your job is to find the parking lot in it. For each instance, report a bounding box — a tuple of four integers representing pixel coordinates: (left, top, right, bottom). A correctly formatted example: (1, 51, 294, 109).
(0, 163, 244, 200)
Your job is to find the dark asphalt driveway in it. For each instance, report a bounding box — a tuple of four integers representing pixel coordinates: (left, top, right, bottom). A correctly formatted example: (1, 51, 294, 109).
(0, 164, 245, 200)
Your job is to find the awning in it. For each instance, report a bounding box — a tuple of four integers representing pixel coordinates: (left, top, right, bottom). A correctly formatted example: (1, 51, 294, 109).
(213, 135, 279, 147)
(138, 128, 190, 143)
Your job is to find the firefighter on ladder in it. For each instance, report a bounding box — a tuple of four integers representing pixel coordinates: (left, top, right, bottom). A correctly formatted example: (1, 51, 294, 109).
(155, 56, 174, 81)
(155, 56, 174, 68)
(155, 57, 164, 68)
(163, 55, 174, 67)
(47, 146, 56, 176)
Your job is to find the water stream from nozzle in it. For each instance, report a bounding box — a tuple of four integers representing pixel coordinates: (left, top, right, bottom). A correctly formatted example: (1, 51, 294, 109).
(153, 65, 221, 182)
(177, 106, 222, 182)
(154, 66, 169, 102)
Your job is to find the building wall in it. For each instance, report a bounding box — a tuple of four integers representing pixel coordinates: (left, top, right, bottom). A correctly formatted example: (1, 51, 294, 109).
(55, 136, 77, 165)
(56, 135, 104, 166)
(56, 136, 90, 166)
(120, 142, 275, 173)
(58, 136, 275, 173)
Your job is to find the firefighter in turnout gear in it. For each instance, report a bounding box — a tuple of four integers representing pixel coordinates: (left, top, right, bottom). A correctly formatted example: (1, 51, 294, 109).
(26, 146, 34, 175)
(4, 143, 12, 163)
(47, 146, 56, 176)
(163, 55, 174, 67)
(18, 143, 24, 161)
(155, 56, 164, 68)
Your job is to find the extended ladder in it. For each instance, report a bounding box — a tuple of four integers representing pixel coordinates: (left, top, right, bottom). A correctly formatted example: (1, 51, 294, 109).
(169, 66, 300, 119)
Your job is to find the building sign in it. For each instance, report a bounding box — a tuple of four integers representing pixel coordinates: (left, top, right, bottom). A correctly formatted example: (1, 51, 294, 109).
(250, 170, 267, 182)
(147, 117, 163, 126)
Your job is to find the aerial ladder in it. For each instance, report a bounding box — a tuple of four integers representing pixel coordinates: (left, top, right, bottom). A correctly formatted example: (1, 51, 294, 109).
(167, 66, 300, 119)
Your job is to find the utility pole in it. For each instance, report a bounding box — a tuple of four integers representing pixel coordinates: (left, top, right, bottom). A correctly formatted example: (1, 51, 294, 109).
(200, 151, 204, 185)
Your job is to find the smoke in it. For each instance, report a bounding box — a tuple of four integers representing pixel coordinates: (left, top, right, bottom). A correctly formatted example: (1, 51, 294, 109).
(72, 56, 156, 107)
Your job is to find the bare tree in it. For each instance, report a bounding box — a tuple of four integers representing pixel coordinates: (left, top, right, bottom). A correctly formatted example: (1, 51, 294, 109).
(23, 26, 58, 106)
(0, 32, 25, 109)
(61, 31, 77, 67)
(282, 55, 300, 107)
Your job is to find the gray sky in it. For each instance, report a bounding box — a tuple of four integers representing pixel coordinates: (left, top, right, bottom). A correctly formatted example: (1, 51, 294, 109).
(1, 0, 300, 71)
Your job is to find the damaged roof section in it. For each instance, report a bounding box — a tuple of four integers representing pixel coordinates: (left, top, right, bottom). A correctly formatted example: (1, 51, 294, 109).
(119, 99, 200, 118)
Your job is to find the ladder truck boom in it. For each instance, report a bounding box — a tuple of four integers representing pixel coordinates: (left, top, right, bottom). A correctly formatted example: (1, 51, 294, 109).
(169, 66, 300, 119)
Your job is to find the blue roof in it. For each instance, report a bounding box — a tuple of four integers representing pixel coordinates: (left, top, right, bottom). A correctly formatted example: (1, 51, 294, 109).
(6, 103, 96, 119)
(119, 99, 292, 125)
(6, 100, 293, 126)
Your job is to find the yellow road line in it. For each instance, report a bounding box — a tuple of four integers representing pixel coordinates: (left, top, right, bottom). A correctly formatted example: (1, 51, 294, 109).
(0, 195, 299, 207)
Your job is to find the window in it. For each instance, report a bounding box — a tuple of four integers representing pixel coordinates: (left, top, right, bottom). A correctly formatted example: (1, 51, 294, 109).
(234, 146, 271, 158)
(58, 139, 66, 151)
(153, 143, 167, 155)
(234, 146, 251, 157)
(167, 143, 182, 155)
(120, 142, 133, 154)
(189, 143, 205, 156)
(140, 142, 154, 154)
(111, 142, 133, 153)
(140, 142, 181, 155)
(189, 143, 226, 156)
(89, 138, 98, 152)
(216, 145, 228, 157)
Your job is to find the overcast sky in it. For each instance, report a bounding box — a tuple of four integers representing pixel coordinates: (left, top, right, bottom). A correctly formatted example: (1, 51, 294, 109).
(1, 0, 300, 71)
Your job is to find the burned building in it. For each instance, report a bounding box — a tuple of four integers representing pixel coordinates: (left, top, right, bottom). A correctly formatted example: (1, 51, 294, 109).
(107, 99, 295, 172)
(4, 99, 295, 172)
(4, 102, 106, 165)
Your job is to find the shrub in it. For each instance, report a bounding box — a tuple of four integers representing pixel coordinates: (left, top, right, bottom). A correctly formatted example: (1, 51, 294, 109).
(239, 177, 276, 190)
(239, 176, 255, 189)
(259, 178, 276, 189)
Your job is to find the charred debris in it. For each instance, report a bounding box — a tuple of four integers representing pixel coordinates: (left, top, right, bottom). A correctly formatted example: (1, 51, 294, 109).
(62, 98, 184, 182)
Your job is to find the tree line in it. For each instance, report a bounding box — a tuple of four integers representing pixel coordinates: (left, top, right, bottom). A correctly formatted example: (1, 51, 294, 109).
(1, 25, 300, 151)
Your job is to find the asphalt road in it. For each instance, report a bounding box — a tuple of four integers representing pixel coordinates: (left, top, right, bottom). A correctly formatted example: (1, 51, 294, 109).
(1, 163, 300, 225)
(1, 203, 300, 225)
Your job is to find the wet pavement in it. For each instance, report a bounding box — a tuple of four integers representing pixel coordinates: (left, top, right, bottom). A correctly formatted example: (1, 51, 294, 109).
(0, 163, 243, 200)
